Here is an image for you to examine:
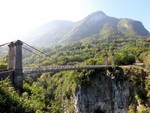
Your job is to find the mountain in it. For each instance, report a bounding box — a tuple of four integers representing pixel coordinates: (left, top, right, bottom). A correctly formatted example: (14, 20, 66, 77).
(118, 18, 149, 36)
(26, 20, 74, 46)
(26, 11, 150, 46)
(60, 11, 120, 43)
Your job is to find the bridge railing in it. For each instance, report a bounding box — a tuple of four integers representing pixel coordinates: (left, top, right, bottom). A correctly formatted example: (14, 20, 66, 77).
(0, 69, 14, 79)
(23, 65, 112, 75)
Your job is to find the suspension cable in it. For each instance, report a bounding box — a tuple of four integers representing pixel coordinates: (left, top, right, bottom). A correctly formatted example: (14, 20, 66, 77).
(22, 41, 50, 58)
(0, 42, 10, 47)
(0, 69, 13, 74)
(22, 46, 49, 60)
(0, 69, 8, 71)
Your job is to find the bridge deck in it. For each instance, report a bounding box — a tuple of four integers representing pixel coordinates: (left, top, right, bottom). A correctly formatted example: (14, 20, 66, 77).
(23, 65, 112, 75)
(0, 69, 13, 79)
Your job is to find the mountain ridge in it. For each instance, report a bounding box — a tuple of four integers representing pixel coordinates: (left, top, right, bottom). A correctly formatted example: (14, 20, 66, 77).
(26, 11, 150, 46)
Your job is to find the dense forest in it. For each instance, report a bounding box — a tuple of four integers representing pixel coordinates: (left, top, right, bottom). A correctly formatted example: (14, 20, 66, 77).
(0, 34, 150, 113)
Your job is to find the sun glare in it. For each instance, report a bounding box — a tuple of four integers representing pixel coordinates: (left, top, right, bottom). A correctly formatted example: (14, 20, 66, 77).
(0, 0, 86, 44)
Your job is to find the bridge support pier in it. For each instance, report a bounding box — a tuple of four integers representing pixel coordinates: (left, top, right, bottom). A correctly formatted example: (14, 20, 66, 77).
(8, 40, 23, 93)
(8, 42, 15, 70)
(8, 42, 15, 87)
(112, 53, 115, 66)
(14, 40, 23, 93)
(105, 53, 108, 65)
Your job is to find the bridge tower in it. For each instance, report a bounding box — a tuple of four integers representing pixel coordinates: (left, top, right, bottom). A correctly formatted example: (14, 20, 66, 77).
(105, 53, 108, 65)
(8, 40, 23, 93)
(112, 53, 115, 65)
(8, 42, 15, 69)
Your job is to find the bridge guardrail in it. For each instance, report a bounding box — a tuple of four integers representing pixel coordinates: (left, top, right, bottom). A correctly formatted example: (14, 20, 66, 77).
(23, 65, 112, 75)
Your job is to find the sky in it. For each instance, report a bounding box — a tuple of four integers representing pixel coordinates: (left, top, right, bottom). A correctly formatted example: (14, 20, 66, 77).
(0, 0, 150, 44)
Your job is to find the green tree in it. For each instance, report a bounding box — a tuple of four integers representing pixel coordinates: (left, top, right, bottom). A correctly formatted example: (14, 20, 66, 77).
(115, 51, 135, 65)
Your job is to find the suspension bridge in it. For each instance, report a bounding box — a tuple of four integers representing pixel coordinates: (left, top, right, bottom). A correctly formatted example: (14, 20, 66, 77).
(0, 40, 115, 92)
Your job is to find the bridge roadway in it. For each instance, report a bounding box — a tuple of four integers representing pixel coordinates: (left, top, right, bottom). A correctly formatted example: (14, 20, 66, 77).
(23, 65, 112, 75)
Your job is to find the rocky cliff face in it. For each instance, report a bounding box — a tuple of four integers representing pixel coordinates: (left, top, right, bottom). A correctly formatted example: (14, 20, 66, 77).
(72, 68, 132, 113)
(48, 67, 147, 113)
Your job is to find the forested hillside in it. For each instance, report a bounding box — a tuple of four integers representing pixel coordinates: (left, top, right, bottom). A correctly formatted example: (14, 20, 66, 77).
(0, 35, 150, 112)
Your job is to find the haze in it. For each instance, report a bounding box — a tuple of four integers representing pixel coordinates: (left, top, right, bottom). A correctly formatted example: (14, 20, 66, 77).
(0, 0, 149, 44)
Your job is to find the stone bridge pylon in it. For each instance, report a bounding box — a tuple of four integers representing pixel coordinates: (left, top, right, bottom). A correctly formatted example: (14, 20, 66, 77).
(8, 40, 23, 93)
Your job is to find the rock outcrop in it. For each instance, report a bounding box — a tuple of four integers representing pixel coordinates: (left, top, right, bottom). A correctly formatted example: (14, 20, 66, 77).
(73, 68, 130, 113)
